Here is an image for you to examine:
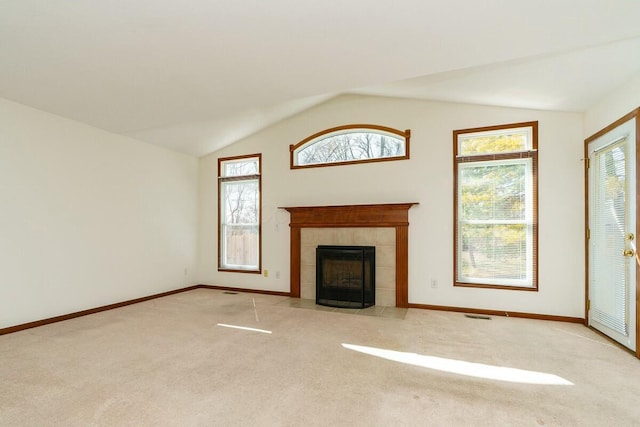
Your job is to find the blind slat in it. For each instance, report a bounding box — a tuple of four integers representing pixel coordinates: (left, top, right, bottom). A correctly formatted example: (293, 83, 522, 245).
(590, 141, 628, 336)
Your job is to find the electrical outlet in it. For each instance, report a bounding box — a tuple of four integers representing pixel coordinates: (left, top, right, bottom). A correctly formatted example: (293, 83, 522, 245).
(275, 271, 280, 279)
(184, 267, 188, 276)
(430, 279, 438, 288)
(264, 269, 269, 277)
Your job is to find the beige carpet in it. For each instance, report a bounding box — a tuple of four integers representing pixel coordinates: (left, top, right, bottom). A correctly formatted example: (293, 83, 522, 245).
(1, 289, 639, 426)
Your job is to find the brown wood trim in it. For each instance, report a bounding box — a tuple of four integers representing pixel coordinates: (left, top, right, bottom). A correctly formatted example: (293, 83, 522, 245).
(289, 124, 410, 170)
(290, 226, 301, 298)
(290, 155, 410, 170)
(218, 153, 262, 274)
(456, 151, 537, 164)
(198, 284, 290, 297)
(584, 108, 640, 358)
(0, 285, 201, 336)
(281, 203, 417, 308)
(281, 203, 418, 228)
(258, 153, 263, 274)
(282, 221, 410, 228)
(452, 129, 458, 295)
(453, 121, 539, 150)
(453, 282, 539, 291)
(396, 225, 409, 308)
(0, 285, 292, 336)
(584, 127, 590, 327)
(637, 111, 640, 359)
(408, 303, 584, 324)
(217, 268, 262, 274)
(585, 108, 640, 144)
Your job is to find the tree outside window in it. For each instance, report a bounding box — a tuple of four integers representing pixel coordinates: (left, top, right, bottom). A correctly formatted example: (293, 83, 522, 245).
(454, 122, 538, 290)
(218, 154, 261, 272)
(290, 124, 410, 169)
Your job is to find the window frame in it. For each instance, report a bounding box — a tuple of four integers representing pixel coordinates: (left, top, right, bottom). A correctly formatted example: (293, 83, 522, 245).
(453, 121, 539, 291)
(218, 153, 262, 274)
(289, 124, 410, 169)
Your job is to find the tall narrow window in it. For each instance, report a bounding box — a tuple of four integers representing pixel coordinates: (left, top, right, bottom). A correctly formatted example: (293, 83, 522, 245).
(454, 122, 538, 290)
(218, 154, 261, 273)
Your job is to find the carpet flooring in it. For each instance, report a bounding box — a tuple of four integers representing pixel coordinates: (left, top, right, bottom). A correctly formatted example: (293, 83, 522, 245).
(1, 288, 639, 426)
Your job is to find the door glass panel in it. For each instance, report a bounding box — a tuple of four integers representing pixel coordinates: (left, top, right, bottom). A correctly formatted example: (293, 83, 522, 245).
(591, 141, 628, 336)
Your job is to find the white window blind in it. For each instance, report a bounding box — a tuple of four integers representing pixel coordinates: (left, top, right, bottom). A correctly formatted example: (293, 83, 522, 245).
(457, 158, 534, 287)
(590, 141, 628, 335)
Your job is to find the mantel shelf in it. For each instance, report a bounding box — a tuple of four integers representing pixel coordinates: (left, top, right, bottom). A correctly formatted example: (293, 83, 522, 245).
(279, 202, 418, 228)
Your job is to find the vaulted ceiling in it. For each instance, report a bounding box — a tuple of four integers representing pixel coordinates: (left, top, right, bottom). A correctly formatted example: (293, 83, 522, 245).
(1, 0, 640, 156)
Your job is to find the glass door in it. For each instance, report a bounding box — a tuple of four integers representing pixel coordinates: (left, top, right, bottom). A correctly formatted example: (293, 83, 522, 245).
(587, 116, 637, 351)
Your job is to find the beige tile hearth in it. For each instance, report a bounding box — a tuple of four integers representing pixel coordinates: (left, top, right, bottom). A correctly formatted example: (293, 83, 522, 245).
(281, 298, 407, 319)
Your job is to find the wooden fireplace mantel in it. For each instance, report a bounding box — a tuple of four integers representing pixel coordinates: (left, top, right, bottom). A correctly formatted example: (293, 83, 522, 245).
(280, 202, 418, 308)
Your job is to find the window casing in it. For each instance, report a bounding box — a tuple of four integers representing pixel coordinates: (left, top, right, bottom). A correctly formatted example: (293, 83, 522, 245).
(454, 122, 538, 290)
(290, 124, 410, 169)
(218, 154, 261, 273)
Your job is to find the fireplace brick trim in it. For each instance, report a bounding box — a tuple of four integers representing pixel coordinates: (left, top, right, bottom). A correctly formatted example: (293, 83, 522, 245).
(281, 203, 418, 308)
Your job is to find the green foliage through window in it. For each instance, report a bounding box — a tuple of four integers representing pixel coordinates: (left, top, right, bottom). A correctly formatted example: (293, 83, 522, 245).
(459, 129, 530, 156)
(454, 122, 538, 290)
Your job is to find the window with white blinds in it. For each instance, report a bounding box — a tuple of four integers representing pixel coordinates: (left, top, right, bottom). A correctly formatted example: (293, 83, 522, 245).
(454, 122, 538, 290)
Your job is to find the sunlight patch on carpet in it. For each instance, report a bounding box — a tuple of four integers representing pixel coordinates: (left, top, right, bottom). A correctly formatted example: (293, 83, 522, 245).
(342, 343, 573, 385)
(217, 323, 272, 334)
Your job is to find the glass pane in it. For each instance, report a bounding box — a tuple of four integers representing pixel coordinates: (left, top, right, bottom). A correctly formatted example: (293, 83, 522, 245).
(222, 157, 259, 177)
(297, 132, 405, 165)
(459, 128, 530, 156)
(221, 180, 259, 225)
(591, 142, 628, 335)
(223, 224, 259, 269)
(458, 223, 529, 284)
(459, 161, 527, 221)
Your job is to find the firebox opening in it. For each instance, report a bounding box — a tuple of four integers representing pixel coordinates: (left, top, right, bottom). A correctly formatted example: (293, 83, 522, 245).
(316, 245, 375, 309)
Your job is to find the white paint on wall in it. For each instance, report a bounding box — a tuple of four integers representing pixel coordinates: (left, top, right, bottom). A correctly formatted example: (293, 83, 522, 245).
(584, 74, 640, 138)
(0, 98, 199, 329)
(198, 94, 585, 318)
(7, 80, 639, 328)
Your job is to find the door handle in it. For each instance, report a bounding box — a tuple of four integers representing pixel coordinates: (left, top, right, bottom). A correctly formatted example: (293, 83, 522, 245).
(627, 241, 640, 267)
(623, 248, 635, 257)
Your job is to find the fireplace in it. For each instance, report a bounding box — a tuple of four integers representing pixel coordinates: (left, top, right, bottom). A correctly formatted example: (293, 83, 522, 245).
(316, 245, 375, 308)
(281, 203, 418, 308)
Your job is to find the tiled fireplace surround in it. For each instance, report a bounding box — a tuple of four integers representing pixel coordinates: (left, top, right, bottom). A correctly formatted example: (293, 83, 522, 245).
(282, 203, 417, 308)
(301, 227, 396, 306)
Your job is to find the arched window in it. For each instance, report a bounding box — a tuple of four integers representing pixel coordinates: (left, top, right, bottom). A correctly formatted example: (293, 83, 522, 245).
(290, 124, 410, 169)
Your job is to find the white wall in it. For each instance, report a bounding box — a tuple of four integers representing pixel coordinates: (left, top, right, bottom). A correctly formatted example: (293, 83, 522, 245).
(0, 98, 199, 329)
(199, 95, 585, 318)
(584, 74, 640, 138)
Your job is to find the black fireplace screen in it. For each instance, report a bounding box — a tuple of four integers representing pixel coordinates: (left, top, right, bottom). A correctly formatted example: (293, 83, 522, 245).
(316, 245, 375, 309)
